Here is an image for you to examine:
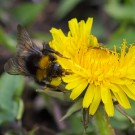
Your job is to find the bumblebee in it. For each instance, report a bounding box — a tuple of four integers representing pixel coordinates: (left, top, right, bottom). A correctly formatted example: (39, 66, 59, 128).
(4, 25, 65, 87)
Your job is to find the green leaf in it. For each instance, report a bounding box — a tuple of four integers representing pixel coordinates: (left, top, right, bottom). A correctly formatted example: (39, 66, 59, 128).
(33, 32, 51, 43)
(0, 73, 24, 124)
(60, 98, 82, 121)
(104, 0, 135, 23)
(36, 89, 71, 101)
(67, 113, 85, 134)
(92, 19, 105, 39)
(110, 117, 129, 130)
(58, 112, 94, 135)
(0, 27, 16, 52)
(126, 99, 135, 118)
(0, 105, 18, 124)
(27, 129, 36, 135)
(16, 99, 24, 120)
(106, 26, 135, 51)
(12, 2, 46, 25)
(54, 0, 82, 19)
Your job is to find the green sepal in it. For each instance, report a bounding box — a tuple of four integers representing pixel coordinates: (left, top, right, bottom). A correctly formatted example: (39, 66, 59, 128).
(60, 98, 83, 121)
(16, 99, 24, 120)
(36, 89, 71, 101)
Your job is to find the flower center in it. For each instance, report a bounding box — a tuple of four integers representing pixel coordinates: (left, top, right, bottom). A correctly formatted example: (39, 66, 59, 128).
(73, 47, 118, 86)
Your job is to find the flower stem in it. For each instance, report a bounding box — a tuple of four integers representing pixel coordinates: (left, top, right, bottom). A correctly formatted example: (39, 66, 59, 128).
(92, 105, 115, 135)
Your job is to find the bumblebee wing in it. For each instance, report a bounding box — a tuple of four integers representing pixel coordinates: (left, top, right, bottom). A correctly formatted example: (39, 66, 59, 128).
(17, 25, 33, 50)
(4, 58, 27, 75)
(32, 39, 43, 50)
(17, 25, 41, 54)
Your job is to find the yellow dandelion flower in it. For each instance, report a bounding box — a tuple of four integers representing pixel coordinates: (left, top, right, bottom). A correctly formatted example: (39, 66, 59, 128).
(49, 18, 135, 116)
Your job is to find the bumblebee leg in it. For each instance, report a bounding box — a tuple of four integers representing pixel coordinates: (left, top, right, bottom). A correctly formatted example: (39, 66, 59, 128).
(42, 42, 68, 59)
(46, 84, 57, 88)
(36, 80, 47, 86)
(48, 54, 57, 61)
(36, 80, 57, 89)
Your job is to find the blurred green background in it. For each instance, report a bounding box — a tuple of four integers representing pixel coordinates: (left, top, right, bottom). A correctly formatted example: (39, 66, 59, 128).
(0, 0, 135, 135)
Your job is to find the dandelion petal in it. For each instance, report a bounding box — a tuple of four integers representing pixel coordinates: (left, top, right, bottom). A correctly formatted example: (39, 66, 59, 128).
(70, 80, 88, 100)
(89, 86, 101, 115)
(83, 84, 95, 108)
(104, 90, 114, 116)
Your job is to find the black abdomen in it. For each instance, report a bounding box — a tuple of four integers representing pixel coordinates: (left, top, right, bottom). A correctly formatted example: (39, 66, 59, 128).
(25, 54, 41, 75)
